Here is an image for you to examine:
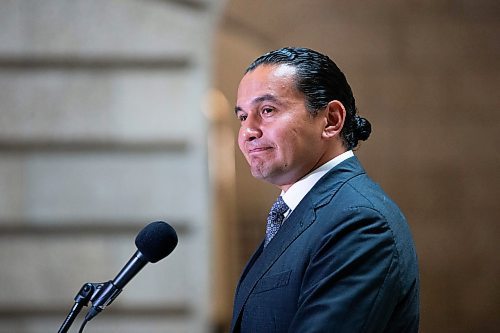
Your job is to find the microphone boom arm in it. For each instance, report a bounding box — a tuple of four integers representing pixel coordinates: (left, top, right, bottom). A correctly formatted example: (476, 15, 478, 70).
(58, 282, 102, 333)
(58, 251, 149, 331)
(57, 221, 178, 332)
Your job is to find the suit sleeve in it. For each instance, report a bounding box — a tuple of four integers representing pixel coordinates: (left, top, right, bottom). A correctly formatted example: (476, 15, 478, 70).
(289, 206, 400, 333)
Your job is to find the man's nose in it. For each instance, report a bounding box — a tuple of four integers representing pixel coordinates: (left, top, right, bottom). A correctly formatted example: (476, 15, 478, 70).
(241, 116, 262, 141)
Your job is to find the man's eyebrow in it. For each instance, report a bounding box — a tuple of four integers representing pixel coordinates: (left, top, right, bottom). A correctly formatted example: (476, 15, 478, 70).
(234, 94, 280, 114)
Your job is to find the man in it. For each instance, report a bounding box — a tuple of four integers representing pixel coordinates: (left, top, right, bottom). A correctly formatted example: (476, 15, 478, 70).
(231, 47, 419, 333)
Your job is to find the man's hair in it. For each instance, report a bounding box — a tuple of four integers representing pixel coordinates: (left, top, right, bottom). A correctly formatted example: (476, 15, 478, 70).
(246, 47, 371, 150)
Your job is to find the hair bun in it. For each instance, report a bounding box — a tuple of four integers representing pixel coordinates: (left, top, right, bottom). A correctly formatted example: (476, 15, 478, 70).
(354, 115, 371, 141)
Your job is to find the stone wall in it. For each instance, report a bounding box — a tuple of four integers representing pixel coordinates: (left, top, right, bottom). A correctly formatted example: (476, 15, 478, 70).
(0, 1, 223, 332)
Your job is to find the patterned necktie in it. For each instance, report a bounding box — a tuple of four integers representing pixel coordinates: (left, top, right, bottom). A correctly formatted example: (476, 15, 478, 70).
(264, 196, 289, 247)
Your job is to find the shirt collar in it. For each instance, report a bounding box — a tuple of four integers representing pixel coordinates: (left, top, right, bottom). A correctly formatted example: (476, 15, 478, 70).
(281, 150, 354, 215)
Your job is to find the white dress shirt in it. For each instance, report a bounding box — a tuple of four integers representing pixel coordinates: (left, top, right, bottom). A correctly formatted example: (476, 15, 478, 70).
(281, 150, 354, 219)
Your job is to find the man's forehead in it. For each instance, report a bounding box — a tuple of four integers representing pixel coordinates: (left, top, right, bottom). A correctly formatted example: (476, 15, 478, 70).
(242, 63, 296, 82)
(238, 64, 297, 95)
(235, 64, 301, 112)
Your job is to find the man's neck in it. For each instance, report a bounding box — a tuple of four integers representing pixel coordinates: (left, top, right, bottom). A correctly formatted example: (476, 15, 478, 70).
(279, 148, 349, 192)
(279, 150, 354, 213)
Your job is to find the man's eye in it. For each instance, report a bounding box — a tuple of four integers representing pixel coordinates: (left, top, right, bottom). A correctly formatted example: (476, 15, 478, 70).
(262, 107, 274, 114)
(238, 114, 247, 121)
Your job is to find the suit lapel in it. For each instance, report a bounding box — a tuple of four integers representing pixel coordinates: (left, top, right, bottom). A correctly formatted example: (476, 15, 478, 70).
(233, 241, 264, 297)
(230, 156, 367, 331)
(230, 196, 317, 331)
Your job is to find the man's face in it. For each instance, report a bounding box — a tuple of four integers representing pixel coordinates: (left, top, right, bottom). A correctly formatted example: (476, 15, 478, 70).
(235, 64, 329, 190)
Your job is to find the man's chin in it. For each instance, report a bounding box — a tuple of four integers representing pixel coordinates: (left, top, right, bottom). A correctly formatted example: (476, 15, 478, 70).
(250, 167, 285, 186)
(249, 164, 273, 181)
(250, 168, 268, 180)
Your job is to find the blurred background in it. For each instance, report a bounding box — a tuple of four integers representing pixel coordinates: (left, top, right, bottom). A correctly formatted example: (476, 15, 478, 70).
(0, 0, 498, 332)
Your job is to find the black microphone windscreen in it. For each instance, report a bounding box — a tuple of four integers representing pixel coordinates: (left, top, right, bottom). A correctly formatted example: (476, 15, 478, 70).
(135, 221, 178, 263)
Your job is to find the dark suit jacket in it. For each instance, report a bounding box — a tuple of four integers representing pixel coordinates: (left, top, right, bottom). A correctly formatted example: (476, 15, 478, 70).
(231, 156, 419, 333)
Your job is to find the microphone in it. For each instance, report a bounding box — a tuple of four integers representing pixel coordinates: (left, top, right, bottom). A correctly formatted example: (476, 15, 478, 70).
(84, 221, 178, 321)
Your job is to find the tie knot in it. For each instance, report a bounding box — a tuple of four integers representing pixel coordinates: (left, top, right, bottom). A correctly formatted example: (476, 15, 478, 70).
(264, 196, 289, 247)
(270, 196, 288, 217)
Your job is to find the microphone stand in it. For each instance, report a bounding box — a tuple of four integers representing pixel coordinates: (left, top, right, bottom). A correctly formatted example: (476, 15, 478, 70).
(58, 282, 103, 333)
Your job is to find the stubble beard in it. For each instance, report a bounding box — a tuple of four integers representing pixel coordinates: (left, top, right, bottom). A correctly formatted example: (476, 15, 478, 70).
(248, 155, 289, 185)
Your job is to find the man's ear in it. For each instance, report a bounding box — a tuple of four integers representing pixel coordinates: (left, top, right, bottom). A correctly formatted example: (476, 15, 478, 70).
(322, 100, 346, 139)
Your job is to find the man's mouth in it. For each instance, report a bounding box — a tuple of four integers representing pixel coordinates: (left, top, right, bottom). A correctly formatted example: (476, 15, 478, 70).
(248, 146, 272, 154)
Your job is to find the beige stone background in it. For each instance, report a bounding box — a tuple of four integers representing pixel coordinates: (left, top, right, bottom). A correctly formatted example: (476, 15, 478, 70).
(215, 1, 500, 333)
(0, 1, 498, 333)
